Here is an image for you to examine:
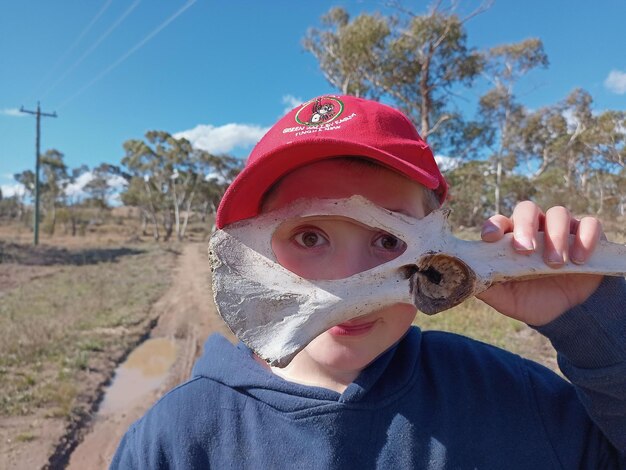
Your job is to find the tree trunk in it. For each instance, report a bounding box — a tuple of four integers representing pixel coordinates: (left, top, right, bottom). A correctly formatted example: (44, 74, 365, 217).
(151, 212, 160, 241)
(50, 203, 57, 235)
(494, 158, 502, 215)
(201, 201, 208, 223)
(163, 209, 174, 241)
(596, 174, 604, 215)
(172, 178, 181, 240)
(144, 180, 160, 241)
(419, 51, 432, 139)
(140, 210, 148, 236)
(178, 189, 196, 241)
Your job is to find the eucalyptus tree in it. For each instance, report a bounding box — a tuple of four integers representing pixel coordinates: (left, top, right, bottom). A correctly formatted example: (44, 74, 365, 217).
(303, 3, 485, 142)
(40, 149, 69, 234)
(194, 152, 243, 224)
(121, 131, 239, 240)
(84, 163, 116, 208)
(122, 131, 199, 241)
(13, 170, 35, 221)
(121, 176, 161, 240)
(445, 159, 493, 227)
(478, 38, 548, 213)
(588, 110, 625, 214)
(518, 89, 625, 214)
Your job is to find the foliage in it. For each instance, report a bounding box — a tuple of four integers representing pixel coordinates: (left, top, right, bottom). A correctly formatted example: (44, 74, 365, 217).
(303, 4, 484, 143)
(477, 38, 548, 214)
(0, 196, 21, 219)
(306, 2, 625, 222)
(121, 131, 242, 240)
(446, 160, 492, 226)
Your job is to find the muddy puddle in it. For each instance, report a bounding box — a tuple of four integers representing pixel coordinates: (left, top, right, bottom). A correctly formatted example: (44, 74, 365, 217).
(98, 337, 177, 415)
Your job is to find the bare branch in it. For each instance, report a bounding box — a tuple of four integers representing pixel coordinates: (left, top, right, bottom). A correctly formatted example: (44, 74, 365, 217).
(424, 114, 451, 138)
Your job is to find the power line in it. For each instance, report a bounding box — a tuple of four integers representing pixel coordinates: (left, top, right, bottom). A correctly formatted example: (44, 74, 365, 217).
(41, 0, 142, 100)
(19, 102, 58, 246)
(56, 0, 197, 110)
(33, 0, 114, 98)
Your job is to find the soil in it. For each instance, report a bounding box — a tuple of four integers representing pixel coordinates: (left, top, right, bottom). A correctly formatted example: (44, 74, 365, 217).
(1, 242, 234, 470)
(64, 242, 235, 469)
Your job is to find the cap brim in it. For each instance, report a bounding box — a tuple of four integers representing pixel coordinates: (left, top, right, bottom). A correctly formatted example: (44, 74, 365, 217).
(216, 137, 444, 228)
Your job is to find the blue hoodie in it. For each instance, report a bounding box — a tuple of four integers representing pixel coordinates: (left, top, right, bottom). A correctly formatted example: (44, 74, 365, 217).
(111, 277, 626, 469)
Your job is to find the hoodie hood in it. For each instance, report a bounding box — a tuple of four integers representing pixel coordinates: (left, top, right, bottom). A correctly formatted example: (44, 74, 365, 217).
(192, 328, 423, 411)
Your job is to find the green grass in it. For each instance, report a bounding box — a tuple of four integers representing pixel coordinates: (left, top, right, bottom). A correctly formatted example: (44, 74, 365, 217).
(413, 296, 563, 375)
(414, 297, 525, 350)
(416, 221, 550, 364)
(0, 243, 176, 417)
(416, 223, 624, 371)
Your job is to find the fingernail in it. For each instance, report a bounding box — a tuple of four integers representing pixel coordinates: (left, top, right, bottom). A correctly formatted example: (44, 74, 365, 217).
(481, 224, 499, 237)
(514, 234, 534, 251)
(571, 247, 584, 264)
(546, 251, 565, 265)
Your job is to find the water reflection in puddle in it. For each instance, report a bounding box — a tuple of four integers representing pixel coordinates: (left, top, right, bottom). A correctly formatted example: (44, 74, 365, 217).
(98, 337, 177, 415)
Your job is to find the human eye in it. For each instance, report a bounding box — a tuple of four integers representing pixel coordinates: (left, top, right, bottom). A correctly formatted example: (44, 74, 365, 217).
(292, 228, 328, 248)
(372, 232, 406, 252)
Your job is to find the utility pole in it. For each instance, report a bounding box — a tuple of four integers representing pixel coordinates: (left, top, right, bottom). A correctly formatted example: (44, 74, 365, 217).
(20, 102, 57, 246)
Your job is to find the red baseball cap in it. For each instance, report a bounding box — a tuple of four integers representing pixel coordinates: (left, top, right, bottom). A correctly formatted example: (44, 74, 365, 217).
(216, 95, 448, 228)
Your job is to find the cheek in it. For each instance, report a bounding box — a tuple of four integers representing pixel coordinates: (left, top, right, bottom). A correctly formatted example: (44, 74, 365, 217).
(387, 304, 418, 332)
(271, 239, 328, 279)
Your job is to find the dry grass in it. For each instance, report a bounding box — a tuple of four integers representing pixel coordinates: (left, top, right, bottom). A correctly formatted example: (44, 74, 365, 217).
(0, 243, 177, 417)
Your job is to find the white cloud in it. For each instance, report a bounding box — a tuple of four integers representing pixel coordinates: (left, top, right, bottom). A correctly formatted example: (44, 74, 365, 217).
(65, 171, 127, 201)
(174, 123, 269, 154)
(65, 171, 94, 197)
(108, 174, 128, 191)
(205, 171, 227, 185)
(281, 94, 303, 115)
(604, 70, 626, 95)
(1, 183, 26, 198)
(561, 108, 579, 132)
(434, 155, 459, 172)
(1, 108, 25, 117)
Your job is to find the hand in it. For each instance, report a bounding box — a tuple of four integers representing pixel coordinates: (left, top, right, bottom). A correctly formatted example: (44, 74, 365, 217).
(475, 201, 604, 326)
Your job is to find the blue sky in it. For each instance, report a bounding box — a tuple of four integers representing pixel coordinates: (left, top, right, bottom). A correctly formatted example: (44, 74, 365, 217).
(1, 0, 625, 197)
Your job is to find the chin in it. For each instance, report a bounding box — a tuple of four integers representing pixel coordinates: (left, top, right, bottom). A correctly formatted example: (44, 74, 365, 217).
(307, 330, 400, 372)
(302, 305, 417, 372)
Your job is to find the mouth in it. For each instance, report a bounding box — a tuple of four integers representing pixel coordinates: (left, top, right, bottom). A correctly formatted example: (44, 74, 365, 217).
(328, 319, 379, 337)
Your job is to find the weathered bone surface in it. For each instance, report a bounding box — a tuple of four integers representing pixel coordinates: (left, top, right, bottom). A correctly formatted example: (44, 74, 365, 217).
(209, 196, 626, 368)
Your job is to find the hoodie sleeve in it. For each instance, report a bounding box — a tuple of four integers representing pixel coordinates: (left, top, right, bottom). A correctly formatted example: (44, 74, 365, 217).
(535, 275, 626, 462)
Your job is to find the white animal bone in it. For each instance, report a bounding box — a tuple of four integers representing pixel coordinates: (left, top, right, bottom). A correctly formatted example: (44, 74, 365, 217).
(209, 196, 626, 368)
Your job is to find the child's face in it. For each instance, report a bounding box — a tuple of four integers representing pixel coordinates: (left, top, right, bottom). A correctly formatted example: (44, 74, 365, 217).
(262, 159, 426, 373)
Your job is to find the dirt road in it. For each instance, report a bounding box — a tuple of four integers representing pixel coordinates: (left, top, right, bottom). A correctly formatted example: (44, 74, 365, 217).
(65, 242, 234, 469)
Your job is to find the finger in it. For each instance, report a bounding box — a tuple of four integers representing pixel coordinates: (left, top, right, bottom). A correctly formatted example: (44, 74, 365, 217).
(480, 214, 511, 242)
(543, 206, 571, 267)
(570, 216, 603, 264)
(511, 201, 544, 253)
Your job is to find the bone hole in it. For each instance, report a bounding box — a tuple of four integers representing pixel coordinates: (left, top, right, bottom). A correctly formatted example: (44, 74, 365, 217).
(400, 265, 419, 280)
(418, 266, 442, 285)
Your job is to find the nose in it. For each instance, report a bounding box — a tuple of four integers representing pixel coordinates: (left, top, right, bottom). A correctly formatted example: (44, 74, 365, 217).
(331, 240, 385, 279)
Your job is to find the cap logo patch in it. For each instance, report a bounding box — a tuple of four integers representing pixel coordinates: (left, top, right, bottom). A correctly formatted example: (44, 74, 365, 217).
(295, 96, 344, 126)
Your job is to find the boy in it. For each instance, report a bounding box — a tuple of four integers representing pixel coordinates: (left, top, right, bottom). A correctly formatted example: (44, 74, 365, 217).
(111, 95, 626, 469)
